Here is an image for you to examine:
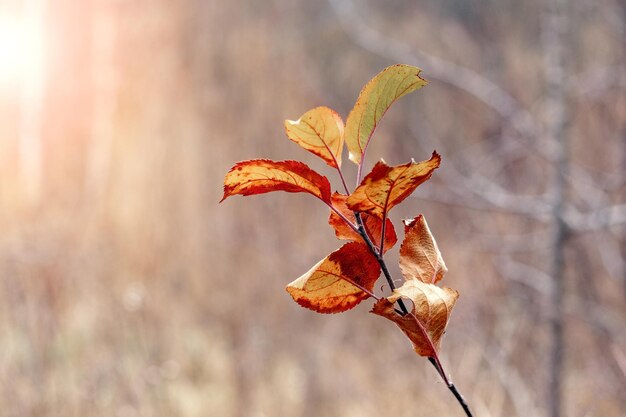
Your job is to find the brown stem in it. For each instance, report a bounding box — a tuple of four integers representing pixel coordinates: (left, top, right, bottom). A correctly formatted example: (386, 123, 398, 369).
(354, 211, 472, 415)
(336, 166, 351, 195)
(354, 212, 409, 315)
(331, 189, 471, 415)
(429, 359, 474, 417)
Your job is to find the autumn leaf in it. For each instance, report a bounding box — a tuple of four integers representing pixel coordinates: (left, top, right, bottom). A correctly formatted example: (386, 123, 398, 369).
(221, 159, 332, 203)
(284, 106, 345, 168)
(399, 215, 447, 284)
(347, 152, 441, 219)
(328, 193, 397, 252)
(345, 64, 427, 165)
(286, 242, 381, 314)
(371, 280, 458, 357)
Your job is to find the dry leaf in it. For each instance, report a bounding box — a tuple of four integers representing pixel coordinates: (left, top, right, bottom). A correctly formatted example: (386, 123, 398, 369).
(328, 193, 397, 252)
(399, 215, 447, 284)
(221, 159, 332, 203)
(284, 106, 345, 168)
(345, 64, 427, 165)
(371, 280, 458, 356)
(287, 242, 381, 314)
(347, 152, 441, 218)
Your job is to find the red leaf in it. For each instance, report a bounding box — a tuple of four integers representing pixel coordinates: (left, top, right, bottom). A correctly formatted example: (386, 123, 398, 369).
(221, 159, 332, 203)
(286, 242, 381, 314)
(347, 152, 440, 218)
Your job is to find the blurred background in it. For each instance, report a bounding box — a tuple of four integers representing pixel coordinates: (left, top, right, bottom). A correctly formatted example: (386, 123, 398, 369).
(0, 0, 625, 416)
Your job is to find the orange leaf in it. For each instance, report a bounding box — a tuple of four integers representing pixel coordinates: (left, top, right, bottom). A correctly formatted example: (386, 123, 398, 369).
(347, 152, 441, 218)
(399, 215, 447, 284)
(221, 159, 331, 203)
(284, 106, 345, 168)
(345, 64, 427, 165)
(371, 280, 458, 357)
(286, 242, 381, 314)
(328, 193, 397, 253)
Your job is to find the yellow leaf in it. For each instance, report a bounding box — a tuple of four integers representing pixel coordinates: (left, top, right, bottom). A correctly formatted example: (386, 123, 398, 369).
(221, 159, 331, 203)
(286, 242, 380, 314)
(371, 280, 458, 357)
(399, 215, 447, 284)
(284, 106, 345, 168)
(347, 152, 441, 218)
(345, 64, 427, 165)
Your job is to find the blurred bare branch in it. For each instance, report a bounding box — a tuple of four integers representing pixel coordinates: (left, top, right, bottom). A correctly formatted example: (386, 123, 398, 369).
(328, 0, 555, 160)
(570, 65, 626, 98)
(566, 203, 626, 231)
(496, 254, 552, 294)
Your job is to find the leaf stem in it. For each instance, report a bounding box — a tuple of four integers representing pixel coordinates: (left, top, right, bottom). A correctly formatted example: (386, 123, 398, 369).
(336, 166, 351, 195)
(356, 162, 364, 186)
(326, 202, 361, 235)
(379, 211, 388, 255)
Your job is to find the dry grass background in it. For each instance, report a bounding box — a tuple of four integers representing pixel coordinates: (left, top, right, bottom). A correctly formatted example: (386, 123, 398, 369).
(0, 0, 625, 416)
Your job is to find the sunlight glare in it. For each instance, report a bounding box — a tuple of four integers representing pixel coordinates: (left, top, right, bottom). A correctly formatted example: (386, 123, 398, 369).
(0, 15, 44, 85)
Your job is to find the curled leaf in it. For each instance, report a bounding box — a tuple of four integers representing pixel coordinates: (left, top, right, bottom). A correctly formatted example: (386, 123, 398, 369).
(400, 215, 447, 284)
(345, 64, 427, 165)
(371, 280, 458, 357)
(328, 193, 397, 253)
(286, 242, 381, 314)
(347, 152, 441, 219)
(221, 159, 332, 203)
(284, 106, 345, 168)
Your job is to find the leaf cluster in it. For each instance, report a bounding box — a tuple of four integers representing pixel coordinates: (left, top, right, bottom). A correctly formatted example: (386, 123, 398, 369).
(221, 64, 458, 359)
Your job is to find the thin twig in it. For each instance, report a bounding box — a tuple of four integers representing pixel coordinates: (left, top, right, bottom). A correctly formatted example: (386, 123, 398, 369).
(354, 212, 409, 315)
(350, 206, 474, 416)
(428, 358, 474, 417)
(337, 166, 351, 195)
(353, 207, 473, 416)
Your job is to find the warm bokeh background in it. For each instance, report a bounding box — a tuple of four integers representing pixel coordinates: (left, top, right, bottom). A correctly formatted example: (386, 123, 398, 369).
(1, 0, 625, 416)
